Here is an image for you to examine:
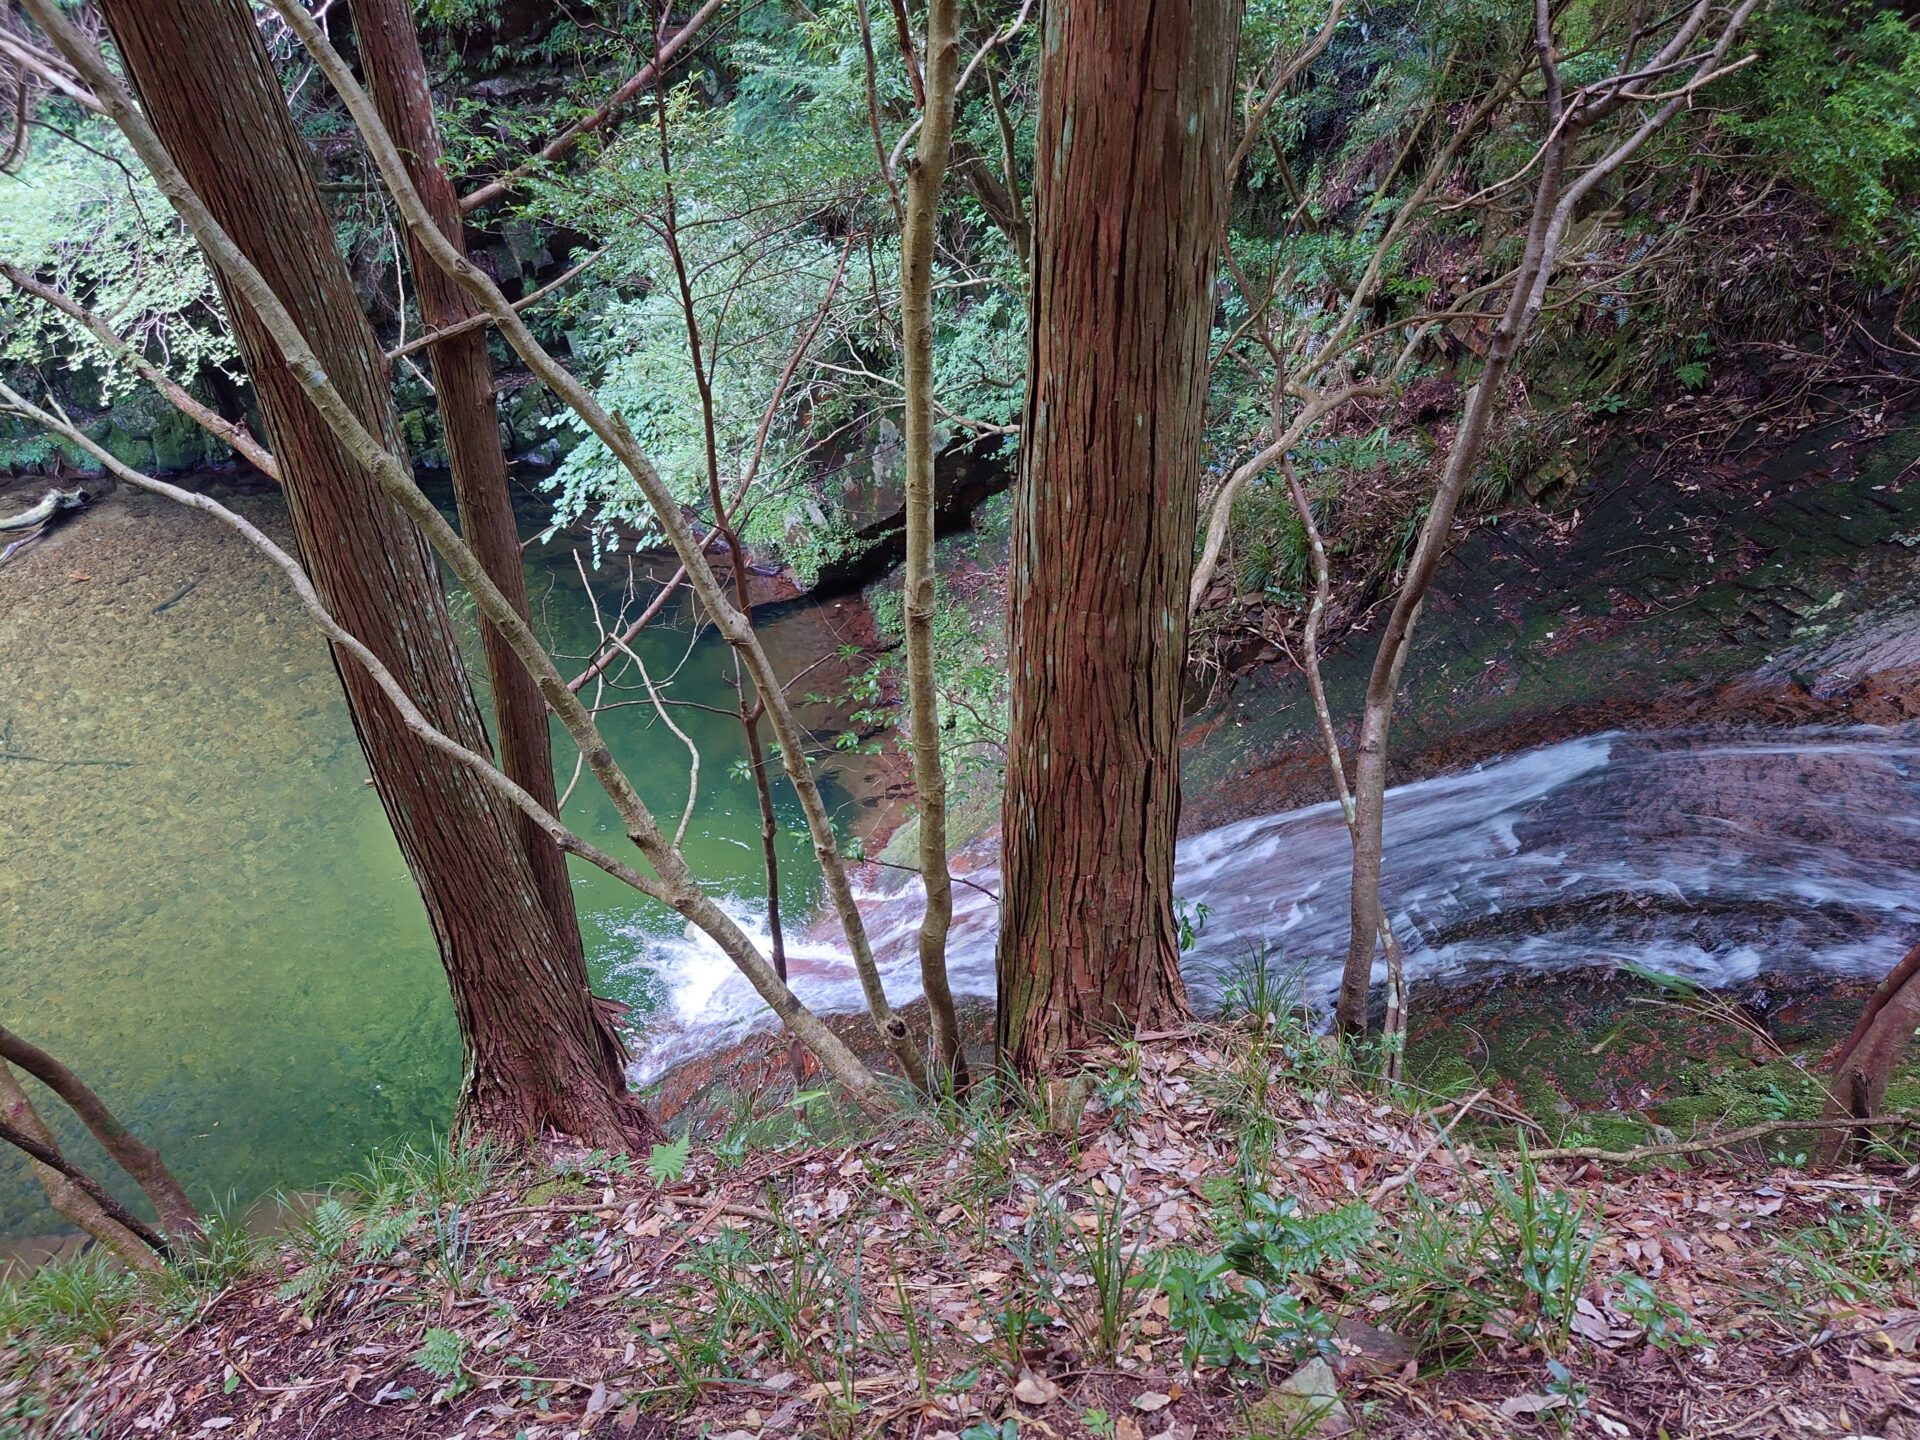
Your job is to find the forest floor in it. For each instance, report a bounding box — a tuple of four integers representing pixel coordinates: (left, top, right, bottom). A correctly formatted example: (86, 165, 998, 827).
(7, 1023, 1918, 1439)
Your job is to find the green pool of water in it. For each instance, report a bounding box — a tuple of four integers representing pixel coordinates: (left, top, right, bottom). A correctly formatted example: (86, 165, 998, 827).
(0, 481, 861, 1236)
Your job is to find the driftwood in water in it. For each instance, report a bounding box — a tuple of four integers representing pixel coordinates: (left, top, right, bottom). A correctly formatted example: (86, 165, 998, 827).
(0, 486, 89, 532)
(1816, 941, 1920, 1163)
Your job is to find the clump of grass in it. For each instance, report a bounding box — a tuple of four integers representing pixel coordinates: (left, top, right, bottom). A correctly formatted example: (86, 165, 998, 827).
(1367, 1141, 1599, 1357)
(1774, 1200, 1920, 1313)
(344, 1129, 504, 1212)
(1017, 1176, 1153, 1364)
(149, 1195, 263, 1322)
(0, 1251, 137, 1348)
(266, 1129, 512, 1319)
(1202, 950, 1349, 1183)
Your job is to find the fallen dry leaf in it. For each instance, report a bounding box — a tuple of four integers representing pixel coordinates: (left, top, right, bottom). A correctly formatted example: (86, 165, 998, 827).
(1498, 1392, 1569, 1419)
(1013, 1369, 1061, 1406)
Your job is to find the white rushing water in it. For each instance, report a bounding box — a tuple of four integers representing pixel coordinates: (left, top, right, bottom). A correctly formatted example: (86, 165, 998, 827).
(622, 724, 1920, 1082)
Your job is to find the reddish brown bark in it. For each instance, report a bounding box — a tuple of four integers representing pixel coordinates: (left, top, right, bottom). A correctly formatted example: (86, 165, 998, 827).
(994, 0, 1241, 1075)
(1817, 941, 1920, 1163)
(98, 0, 656, 1149)
(350, 0, 583, 963)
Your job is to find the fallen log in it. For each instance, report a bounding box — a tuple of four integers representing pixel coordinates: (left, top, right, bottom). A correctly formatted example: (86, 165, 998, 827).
(0, 485, 89, 531)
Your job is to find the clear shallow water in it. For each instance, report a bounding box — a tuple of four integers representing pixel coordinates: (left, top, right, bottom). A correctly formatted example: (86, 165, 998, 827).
(7, 451, 1919, 1236)
(628, 724, 1920, 1079)
(0, 485, 860, 1235)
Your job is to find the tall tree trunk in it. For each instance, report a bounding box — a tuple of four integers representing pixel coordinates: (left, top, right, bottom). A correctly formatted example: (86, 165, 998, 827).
(349, 0, 584, 961)
(95, 0, 655, 1149)
(994, 0, 1241, 1075)
(900, 0, 968, 1087)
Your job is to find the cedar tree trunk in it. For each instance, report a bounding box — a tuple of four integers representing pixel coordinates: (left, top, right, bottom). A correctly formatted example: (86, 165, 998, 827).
(349, 0, 585, 960)
(99, 0, 655, 1149)
(994, 0, 1241, 1075)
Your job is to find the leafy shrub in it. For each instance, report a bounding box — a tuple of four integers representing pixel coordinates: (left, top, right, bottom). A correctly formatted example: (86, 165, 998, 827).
(1157, 1191, 1376, 1374)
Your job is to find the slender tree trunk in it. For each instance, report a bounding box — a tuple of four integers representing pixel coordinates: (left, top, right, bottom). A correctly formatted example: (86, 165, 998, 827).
(1333, 280, 1529, 1036)
(350, 0, 585, 963)
(995, 0, 1241, 1075)
(0, 1025, 198, 1238)
(1329, 0, 1762, 1035)
(644, 37, 804, 1085)
(95, 0, 656, 1149)
(901, 0, 968, 1087)
(0, 1063, 161, 1273)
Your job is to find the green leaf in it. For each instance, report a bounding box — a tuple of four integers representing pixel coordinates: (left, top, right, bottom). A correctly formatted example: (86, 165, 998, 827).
(414, 1327, 467, 1379)
(647, 1134, 692, 1184)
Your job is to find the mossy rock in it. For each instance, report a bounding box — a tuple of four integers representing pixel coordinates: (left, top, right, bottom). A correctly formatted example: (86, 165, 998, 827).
(150, 407, 214, 474)
(1402, 969, 1909, 1156)
(1243, 1358, 1351, 1437)
(97, 422, 155, 474)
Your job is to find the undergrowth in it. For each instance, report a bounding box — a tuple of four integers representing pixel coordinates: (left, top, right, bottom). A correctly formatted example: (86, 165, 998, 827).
(0, 1015, 1907, 1439)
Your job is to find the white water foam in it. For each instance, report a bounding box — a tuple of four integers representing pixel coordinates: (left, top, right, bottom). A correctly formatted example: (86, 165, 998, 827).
(624, 724, 1920, 1081)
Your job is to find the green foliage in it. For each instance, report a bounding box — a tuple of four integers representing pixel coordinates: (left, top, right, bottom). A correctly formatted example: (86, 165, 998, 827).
(1158, 1191, 1374, 1374)
(865, 574, 1009, 793)
(0, 122, 236, 395)
(1227, 1191, 1379, 1284)
(1726, 2, 1920, 273)
(1016, 1180, 1153, 1364)
(673, 1211, 855, 1374)
(647, 1134, 693, 1184)
(0, 1251, 137, 1349)
(515, 4, 1025, 579)
(1614, 1273, 1705, 1349)
(413, 1325, 468, 1379)
(276, 1197, 356, 1319)
(345, 1131, 504, 1212)
(533, 1219, 614, 1310)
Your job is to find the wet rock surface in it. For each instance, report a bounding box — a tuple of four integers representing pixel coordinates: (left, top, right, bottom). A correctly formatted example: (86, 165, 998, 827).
(1182, 419, 1920, 826)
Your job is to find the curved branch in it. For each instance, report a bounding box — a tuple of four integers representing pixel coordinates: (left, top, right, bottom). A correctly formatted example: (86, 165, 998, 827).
(0, 1116, 171, 1258)
(0, 1023, 199, 1237)
(457, 0, 726, 213)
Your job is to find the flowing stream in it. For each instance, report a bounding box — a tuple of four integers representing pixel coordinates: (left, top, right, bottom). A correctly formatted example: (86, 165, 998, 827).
(628, 724, 1920, 1080)
(3, 418, 1917, 1237)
